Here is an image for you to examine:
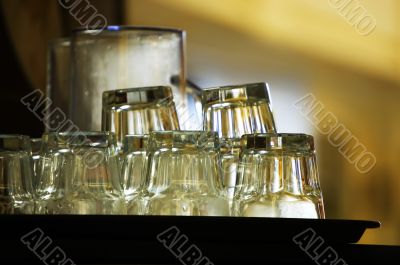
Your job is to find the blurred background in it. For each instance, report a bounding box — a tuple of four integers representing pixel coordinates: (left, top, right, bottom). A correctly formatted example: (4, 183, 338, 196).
(0, 0, 399, 245)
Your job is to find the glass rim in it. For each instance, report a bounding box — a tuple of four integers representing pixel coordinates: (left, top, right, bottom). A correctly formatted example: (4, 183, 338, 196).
(203, 82, 267, 91)
(43, 131, 114, 137)
(48, 38, 71, 47)
(42, 131, 117, 148)
(102, 86, 173, 107)
(149, 130, 217, 136)
(0, 134, 30, 140)
(148, 130, 219, 147)
(73, 25, 185, 35)
(241, 133, 315, 151)
(124, 134, 150, 138)
(0, 134, 31, 152)
(202, 82, 272, 104)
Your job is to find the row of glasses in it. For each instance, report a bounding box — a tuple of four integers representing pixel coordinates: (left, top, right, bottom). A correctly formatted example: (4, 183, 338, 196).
(118, 131, 324, 218)
(100, 82, 274, 209)
(99, 81, 324, 218)
(0, 131, 324, 218)
(0, 131, 228, 216)
(4, 75, 325, 218)
(1, 133, 127, 215)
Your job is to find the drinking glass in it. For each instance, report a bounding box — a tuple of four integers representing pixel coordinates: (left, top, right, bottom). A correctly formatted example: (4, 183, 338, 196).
(202, 82, 277, 203)
(71, 26, 201, 131)
(146, 131, 229, 216)
(45, 38, 71, 131)
(30, 138, 42, 188)
(35, 132, 125, 214)
(233, 133, 325, 218)
(102, 86, 180, 147)
(122, 135, 149, 214)
(0, 135, 35, 214)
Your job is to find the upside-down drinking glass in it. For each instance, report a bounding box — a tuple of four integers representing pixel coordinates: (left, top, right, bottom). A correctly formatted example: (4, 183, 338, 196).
(146, 131, 229, 216)
(71, 26, 201, 131)
(122, 135, 149, 214)
(233, 133, 325, 219)
(0, 135, 35, 214)
(102, 86, 180, 147)
(35, 132, 125, 214)
(202, 82, 277, 203)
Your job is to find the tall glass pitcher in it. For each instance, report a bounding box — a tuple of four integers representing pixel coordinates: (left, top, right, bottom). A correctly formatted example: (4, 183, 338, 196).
(70, 26, 201, 131)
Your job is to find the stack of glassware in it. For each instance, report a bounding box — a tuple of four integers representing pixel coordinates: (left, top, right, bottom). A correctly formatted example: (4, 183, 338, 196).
(0, 26, 324, 218)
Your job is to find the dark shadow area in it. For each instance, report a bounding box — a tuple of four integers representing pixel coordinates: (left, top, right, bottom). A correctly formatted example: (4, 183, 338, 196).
(0, 7, 44, 137)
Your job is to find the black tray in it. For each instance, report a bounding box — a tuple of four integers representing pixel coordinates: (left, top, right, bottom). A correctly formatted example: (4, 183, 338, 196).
(0, 216, 391, 264)
(0, 215, 379, 243)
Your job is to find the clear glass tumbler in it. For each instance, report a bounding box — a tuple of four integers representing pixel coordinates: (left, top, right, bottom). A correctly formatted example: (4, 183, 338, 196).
(233, 133, 325, 219)
(202, 82, 277, 203)
(146, 131, 229, 216)
(35, 132, 125, 214)
(102, 86, 180, 147)
(0, 135, 35, 214)
(122, 135, 149, 214)
(71, 26, 201, 131)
